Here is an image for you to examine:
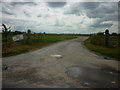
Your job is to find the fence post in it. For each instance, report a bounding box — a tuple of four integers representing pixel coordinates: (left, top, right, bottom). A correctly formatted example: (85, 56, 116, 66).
(105, 29, 109, 47)
(27, 29, 32, 44)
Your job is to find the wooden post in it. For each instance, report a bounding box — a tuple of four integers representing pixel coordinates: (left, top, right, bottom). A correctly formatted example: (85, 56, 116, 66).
(105, 29, 109, 47)
(27, 29, 31, 44)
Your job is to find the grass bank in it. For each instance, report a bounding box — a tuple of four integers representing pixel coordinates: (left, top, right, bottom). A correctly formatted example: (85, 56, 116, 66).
(84, 35, 120, 60)
(2, 34, 77, 57)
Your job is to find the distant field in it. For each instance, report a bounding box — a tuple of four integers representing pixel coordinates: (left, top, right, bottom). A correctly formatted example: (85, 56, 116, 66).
(84, 35, 120, 60)
(2, 34, 77, 57)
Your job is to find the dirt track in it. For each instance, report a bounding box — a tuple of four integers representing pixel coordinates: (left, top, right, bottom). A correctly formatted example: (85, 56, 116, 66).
(2, 36, 119, 88)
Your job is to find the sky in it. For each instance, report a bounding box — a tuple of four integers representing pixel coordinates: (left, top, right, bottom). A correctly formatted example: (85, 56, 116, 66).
(0, 0, 119, 34)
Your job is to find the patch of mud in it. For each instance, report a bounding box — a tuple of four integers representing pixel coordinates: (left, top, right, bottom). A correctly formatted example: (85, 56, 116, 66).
(66, 66, 118, 88)
(3, 67, 76, 88)
(95, 55, 105, 59)
(2, 64, 29, 71)
(3, 68, 38, 83)
(95, 55, 114, 60)
(92, 64, 119, 73)
(3, 67, 61, 87)
(39, 58, 45, 62)
(3, 67, 54, 85)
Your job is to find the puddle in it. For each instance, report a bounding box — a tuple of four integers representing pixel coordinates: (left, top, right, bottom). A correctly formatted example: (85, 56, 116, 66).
(50, 55, 62, 59)
(95, 55, 110, 60)
(2, 65, 16, 71)
(66, 66, 118, 88)
(2, 65, 8, 71)
(2, 64, 21, 71)
(95, 55, 104, 59)
(95, 55, 116, 61)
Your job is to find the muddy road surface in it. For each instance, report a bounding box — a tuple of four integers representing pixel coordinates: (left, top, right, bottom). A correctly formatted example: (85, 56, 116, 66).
(2, 37, 119, 88)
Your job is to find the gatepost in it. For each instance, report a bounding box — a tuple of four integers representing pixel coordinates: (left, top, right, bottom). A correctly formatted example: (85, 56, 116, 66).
(105, 29, 109, 47)
(27, 29, 32, 44)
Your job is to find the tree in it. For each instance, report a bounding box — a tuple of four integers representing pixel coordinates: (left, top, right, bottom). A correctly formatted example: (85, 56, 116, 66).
(2, 24, 11, 38)
(112, 32, 117, 36)
(2, 24, 13, 47)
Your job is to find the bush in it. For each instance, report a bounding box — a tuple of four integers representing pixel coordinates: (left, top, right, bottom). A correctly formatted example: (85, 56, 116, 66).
(89, 35, 105, 46)
(89, 35, 120, 48)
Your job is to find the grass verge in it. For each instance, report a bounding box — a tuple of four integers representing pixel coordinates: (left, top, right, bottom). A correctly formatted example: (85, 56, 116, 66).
(2, 34, 77, 57)
(84, 38, 119, 60)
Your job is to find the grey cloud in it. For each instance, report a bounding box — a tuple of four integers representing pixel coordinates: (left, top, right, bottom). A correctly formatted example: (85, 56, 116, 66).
(2, 9, 14, 15)
(85, 2, 118, 19)
(2, 3, 16, 16)
(90, 18, 113, 28)
(43, 14, 50, 18)
(64, 3, 82, 15)
(118, 2, 120, 21)
(66, 25, 72, 27)
(24, 11, 31, 17)
(10, 2, 37, 6)
(81, 2, 101, 10)
(54, 19, 64, 27)
(40, 14, 50, 18)
(37, 11, 50, 18)
(54, 19, 59, 26)
(103, 12, 118, 21)
(64, 2, 117, 28)
(2, 2, 118, 34)
(2, 18, 37, 32)
(2, 2, 36, 16)
(64, 2, 101, 16)
(2, 19, 25, 31)
(91, 23, 113, 28)
(47, 2, 66, 8)
(64, 2, 117, 19)
(37, 14, 41, 17)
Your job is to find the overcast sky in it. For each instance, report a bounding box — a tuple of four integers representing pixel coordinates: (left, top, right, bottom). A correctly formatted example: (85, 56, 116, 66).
(1, 0, 119, 34)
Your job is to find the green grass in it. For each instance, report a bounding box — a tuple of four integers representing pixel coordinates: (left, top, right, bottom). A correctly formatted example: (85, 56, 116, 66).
(2, 34, 77, 57)
(84, 35, 120, 60)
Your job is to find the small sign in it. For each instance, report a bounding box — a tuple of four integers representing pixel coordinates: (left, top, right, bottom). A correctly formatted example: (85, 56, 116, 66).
(12, 34, 24, 41)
